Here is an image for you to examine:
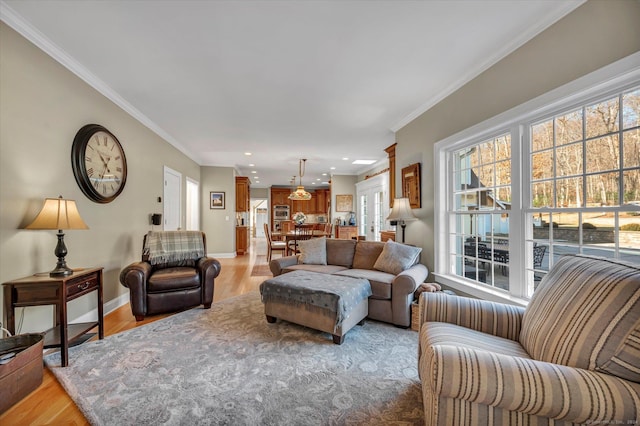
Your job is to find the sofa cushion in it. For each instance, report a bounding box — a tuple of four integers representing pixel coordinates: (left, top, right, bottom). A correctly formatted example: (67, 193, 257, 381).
(284, 264, 349, 275)
(297, 237, 327, 265)
(352, 241, 385, 270)
(373, 240, 422, 275)
(519, 254, 640, 383)
(326, 238, 357, 268)
(333, 269, 395, 299)
(148, 267, 200, 292)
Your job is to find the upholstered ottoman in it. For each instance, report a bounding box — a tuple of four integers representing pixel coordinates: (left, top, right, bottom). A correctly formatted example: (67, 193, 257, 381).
(259, 270, 372, 344)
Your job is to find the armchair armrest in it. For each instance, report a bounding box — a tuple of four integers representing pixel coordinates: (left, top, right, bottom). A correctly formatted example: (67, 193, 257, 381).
(119, 261, 152, 317)
(391, 263, 429, 327)
(419, 292, 524, 341)
(269, 255, 299, 276)
(428, 345, 640, 423)
(197, 257, 222, 306)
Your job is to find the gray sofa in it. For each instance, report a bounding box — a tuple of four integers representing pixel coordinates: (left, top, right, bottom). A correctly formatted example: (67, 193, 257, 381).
(269, 238, 429, 327)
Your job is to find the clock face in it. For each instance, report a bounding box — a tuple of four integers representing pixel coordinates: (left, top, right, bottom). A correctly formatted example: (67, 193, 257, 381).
(72, 124, 127, 203)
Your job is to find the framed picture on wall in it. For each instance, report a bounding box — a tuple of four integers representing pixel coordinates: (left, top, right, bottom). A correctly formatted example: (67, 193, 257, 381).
(210, 192, 225, 209)
(336, 194, 353, 212)
(402, 163, 421, 209)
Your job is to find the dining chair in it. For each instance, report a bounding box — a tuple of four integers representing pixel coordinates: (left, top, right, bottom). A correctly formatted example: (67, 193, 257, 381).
(288, 224, 314, 255)
(264, 223, 286, 262)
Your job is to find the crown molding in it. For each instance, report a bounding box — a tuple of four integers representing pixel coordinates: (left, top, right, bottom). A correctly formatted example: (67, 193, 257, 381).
(0, 1, 200, 164)
(390, 0, 586, 133)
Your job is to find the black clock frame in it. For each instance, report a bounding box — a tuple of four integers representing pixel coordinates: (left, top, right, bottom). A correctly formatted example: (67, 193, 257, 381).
(71, 124, 127, 204)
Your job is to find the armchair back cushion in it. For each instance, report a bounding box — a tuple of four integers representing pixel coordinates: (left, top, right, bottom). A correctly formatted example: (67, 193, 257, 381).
(520, 255, 640, 383)
(143, 231, 205, 267)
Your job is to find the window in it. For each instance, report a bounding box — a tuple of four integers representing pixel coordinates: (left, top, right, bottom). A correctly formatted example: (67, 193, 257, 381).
(452, 134, 512, 291)
(434, 57, 640, 304)
(526, 89, 640, 295)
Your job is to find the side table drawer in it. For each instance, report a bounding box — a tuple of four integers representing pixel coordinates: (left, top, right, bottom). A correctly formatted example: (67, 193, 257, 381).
(66, 273, 98, 299)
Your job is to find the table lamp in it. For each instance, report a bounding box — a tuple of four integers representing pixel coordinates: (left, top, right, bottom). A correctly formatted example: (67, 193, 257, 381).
(386, 198, 417, 243)
(26, 196, 89, 277)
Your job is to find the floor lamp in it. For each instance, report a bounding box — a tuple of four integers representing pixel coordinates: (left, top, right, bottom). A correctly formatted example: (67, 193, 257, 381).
(386, 198, 417, 243)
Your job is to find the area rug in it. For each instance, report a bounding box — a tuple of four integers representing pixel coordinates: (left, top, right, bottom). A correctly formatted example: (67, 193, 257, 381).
(250, 256, 272, 276)
(45, 292, 423, 425)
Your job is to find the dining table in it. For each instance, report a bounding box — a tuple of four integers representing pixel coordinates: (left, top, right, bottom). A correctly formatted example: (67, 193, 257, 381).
(271, 230, 331, 256)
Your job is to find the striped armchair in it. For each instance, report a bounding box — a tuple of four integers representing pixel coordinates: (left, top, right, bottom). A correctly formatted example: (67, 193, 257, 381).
(418, 254, 640, 425)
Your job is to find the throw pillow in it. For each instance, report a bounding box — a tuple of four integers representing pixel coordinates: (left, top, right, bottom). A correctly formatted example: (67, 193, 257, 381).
(374, 240, 421, 275)
(297, 237, 327, 265)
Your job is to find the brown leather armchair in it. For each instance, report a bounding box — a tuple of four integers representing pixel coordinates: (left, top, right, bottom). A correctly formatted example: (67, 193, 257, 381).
(119, 231, 221, 321)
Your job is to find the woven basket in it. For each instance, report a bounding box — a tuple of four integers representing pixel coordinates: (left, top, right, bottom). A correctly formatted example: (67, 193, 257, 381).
(410, 302, 420, 332)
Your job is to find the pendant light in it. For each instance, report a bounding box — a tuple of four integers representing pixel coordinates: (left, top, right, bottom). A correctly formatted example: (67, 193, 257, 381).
(288, 159, 312, 201)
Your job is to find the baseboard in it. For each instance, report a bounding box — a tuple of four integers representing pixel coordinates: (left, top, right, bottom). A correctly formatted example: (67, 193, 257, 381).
(71, 292, 129, 324)
(208, 252, 236, 258)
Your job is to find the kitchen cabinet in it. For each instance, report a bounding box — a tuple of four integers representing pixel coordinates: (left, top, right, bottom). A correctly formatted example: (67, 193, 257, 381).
(314, 189, 329, 214)
(271, 188, 291, 207)
(336, 225, 358, 240)
(236, 226, 248, 255)
(235, 177, 250, 212)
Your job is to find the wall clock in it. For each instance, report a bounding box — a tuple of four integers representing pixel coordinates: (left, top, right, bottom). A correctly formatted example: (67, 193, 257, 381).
(71, 124, 127, 203)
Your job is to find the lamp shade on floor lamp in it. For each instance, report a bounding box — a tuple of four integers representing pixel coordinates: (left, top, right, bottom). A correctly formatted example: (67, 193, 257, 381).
(386, 198, 416, 243)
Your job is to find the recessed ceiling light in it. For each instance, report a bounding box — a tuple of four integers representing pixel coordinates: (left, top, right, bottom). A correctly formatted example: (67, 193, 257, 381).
(322, 173, 327, 176)
(322, 181, 329, 185)
(311, 182, 316, 185)
(342, 157, 349, 161)
(251, 170, 257, 173)
(352, 159, 376, 165)
(330, 167, 336, 170)
(316, 178, 321, 181)
(244, 152, 252, 156)
(249, 163, 255, 167)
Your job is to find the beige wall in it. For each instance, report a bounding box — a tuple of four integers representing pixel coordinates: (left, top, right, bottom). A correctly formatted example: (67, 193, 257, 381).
(395, 0, 640, 279)
(200, 166, 236, 255)
(331, 175, 358, 225)
(0, 23, 201, 332)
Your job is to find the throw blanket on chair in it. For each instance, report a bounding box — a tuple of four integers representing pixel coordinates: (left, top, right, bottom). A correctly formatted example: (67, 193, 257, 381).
(144, 231, 205, 265)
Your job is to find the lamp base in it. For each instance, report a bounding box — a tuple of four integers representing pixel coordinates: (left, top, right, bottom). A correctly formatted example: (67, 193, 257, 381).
(50, 230, 73, 277)
(49, 265, 73, 277)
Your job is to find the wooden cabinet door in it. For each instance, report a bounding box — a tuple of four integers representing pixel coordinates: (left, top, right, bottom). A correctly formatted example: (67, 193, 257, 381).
(235, 177, 250, 212)
(236, 226, 248, 255)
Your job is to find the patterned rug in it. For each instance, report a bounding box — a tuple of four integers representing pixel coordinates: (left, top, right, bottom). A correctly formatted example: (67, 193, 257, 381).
(250, 256, 272, 276)
(45, 292, 423, 425)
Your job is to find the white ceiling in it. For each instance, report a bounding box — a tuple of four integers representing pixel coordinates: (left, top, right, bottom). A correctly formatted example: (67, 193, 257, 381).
(1, 0, 583, 188)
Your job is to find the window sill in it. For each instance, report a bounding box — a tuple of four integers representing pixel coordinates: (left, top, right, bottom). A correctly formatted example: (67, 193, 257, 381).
(432, 273, 529, 308)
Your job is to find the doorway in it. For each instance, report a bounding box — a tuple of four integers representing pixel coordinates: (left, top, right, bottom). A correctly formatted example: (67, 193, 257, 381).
(186, 177, 199, 230)
(356, 174, 389, 241)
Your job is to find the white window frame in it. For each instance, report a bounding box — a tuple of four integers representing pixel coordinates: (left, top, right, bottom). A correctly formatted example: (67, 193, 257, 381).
(434, 52, 640, 306)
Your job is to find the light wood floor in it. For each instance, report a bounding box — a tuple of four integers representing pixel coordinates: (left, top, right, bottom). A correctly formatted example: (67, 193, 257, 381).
(1, 237, 273, 425)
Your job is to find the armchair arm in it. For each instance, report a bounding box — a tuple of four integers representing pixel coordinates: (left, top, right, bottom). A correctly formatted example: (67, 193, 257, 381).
(119, 261, 152, 317)
(428, 345, 640, 423)
(419, 292, 524, 341)
(197, 257, 221, 306)
(391, 263, 429, 327)
(269, 255, 299, 276)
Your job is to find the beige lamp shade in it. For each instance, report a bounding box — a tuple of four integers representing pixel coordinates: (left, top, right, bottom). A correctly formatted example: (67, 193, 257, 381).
(288, 186, 312, 201)
(26, 196, 89, 230)
(386, 198, 417, 222)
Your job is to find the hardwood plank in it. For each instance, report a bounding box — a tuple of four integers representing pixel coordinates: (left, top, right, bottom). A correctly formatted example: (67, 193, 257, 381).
(0, 238, 270, 425)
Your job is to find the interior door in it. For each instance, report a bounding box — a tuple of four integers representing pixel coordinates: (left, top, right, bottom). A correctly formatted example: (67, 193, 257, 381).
(356, 174, 388, 241)
(163, 166, 182, 230)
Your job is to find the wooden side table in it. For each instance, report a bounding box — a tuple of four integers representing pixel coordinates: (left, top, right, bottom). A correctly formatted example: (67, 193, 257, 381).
(2, 267, 104, 367)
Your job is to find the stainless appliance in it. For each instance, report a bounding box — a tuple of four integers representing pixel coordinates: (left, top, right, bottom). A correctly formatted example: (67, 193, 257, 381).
(273, 205, 290, 232)
(274, 205, 290, 220)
